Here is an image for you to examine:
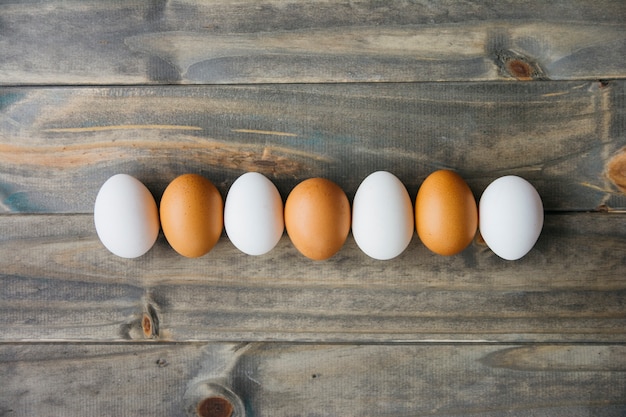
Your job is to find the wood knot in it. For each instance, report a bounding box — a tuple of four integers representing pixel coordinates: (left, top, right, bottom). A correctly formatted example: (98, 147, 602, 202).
(184, 382, 244, 417)
(607, 149, 626, 194)
(506, 59, 533, 80)
(142, 313, 153, 338)
(492, 49, 547, 80)
(197, 397, 234, 417)
(142, 303, 160, 339)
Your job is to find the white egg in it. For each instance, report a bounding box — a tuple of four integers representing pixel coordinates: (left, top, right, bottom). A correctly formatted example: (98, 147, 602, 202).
(224, 172, 284, 256)
(479, 175, 543, 260)
(94, 174, 160, 258)
(352, 171, 414, 260)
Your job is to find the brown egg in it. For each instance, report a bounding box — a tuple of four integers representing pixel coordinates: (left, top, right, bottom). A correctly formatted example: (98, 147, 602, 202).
(415, 170, 477, 256)
(284, 178, 350, 260)
(160, 174, 223, 258)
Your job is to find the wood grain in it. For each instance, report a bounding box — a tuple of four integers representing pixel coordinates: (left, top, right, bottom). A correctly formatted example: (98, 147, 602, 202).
(1, 81, 625, 213)
(1, 212, 624, 343)
(0, 0, 625, 84)
(0, 343, 208, 416)
(234, 343, 626, 417)
(2, 2, 626, 415)
(1, 342, 625, 416)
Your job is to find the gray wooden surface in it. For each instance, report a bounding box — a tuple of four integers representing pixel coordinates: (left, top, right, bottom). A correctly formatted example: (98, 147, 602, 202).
(1, 1, 626, 416)
(2, 343, 626, 416)
(1, 0, 625, 84)
(1, 81, 625, 213)
(1, 213, 625, 343)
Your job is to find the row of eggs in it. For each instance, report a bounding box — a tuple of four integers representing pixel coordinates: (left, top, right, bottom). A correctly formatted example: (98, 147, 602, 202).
(94, 170, 543, 261)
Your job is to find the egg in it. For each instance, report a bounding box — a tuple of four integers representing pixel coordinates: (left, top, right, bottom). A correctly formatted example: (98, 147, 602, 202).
(352, 171, 413, 260)
(94, 174, 160, 258)
(160, 174, 223, 258)
(415, 170, 477, 256)
(479, 175, 543, 260)
(284, 178, 350, 260)
(224, 172, 284, 256)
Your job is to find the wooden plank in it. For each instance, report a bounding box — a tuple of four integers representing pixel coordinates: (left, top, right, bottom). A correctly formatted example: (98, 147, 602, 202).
(1, 81, 625, 213)
(1, 212, 624, 343)
(0, 343, 208, 417)
(235, 343, 626, 417)
(3, 2, 624, 415)
(1, 342, 625, 416)
(1, 0, 625, 84)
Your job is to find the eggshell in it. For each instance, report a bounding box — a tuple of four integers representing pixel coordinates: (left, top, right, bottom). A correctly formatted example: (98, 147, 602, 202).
(479, 175, 543, 260)
(352, 171, 413, 260)
(224, 172, 284, 256)
(415, 170, 477, 256)
(94, 174, 160, 259)
(160, 174, 223, 258)
(285, 178, 350, 260)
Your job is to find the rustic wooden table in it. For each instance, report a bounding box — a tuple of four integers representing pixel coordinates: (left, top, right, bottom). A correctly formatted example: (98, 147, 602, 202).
(1, 1, 626, 416)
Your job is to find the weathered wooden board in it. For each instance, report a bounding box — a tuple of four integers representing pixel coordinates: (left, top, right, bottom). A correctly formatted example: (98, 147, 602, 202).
(1, 342, 625, 416)
(2, 1, 626, 416)
(0, 343, 208, 417)
(1, 81, 626, 213)
(1, 212, 624, 343)
(1, 0, 625, 85)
